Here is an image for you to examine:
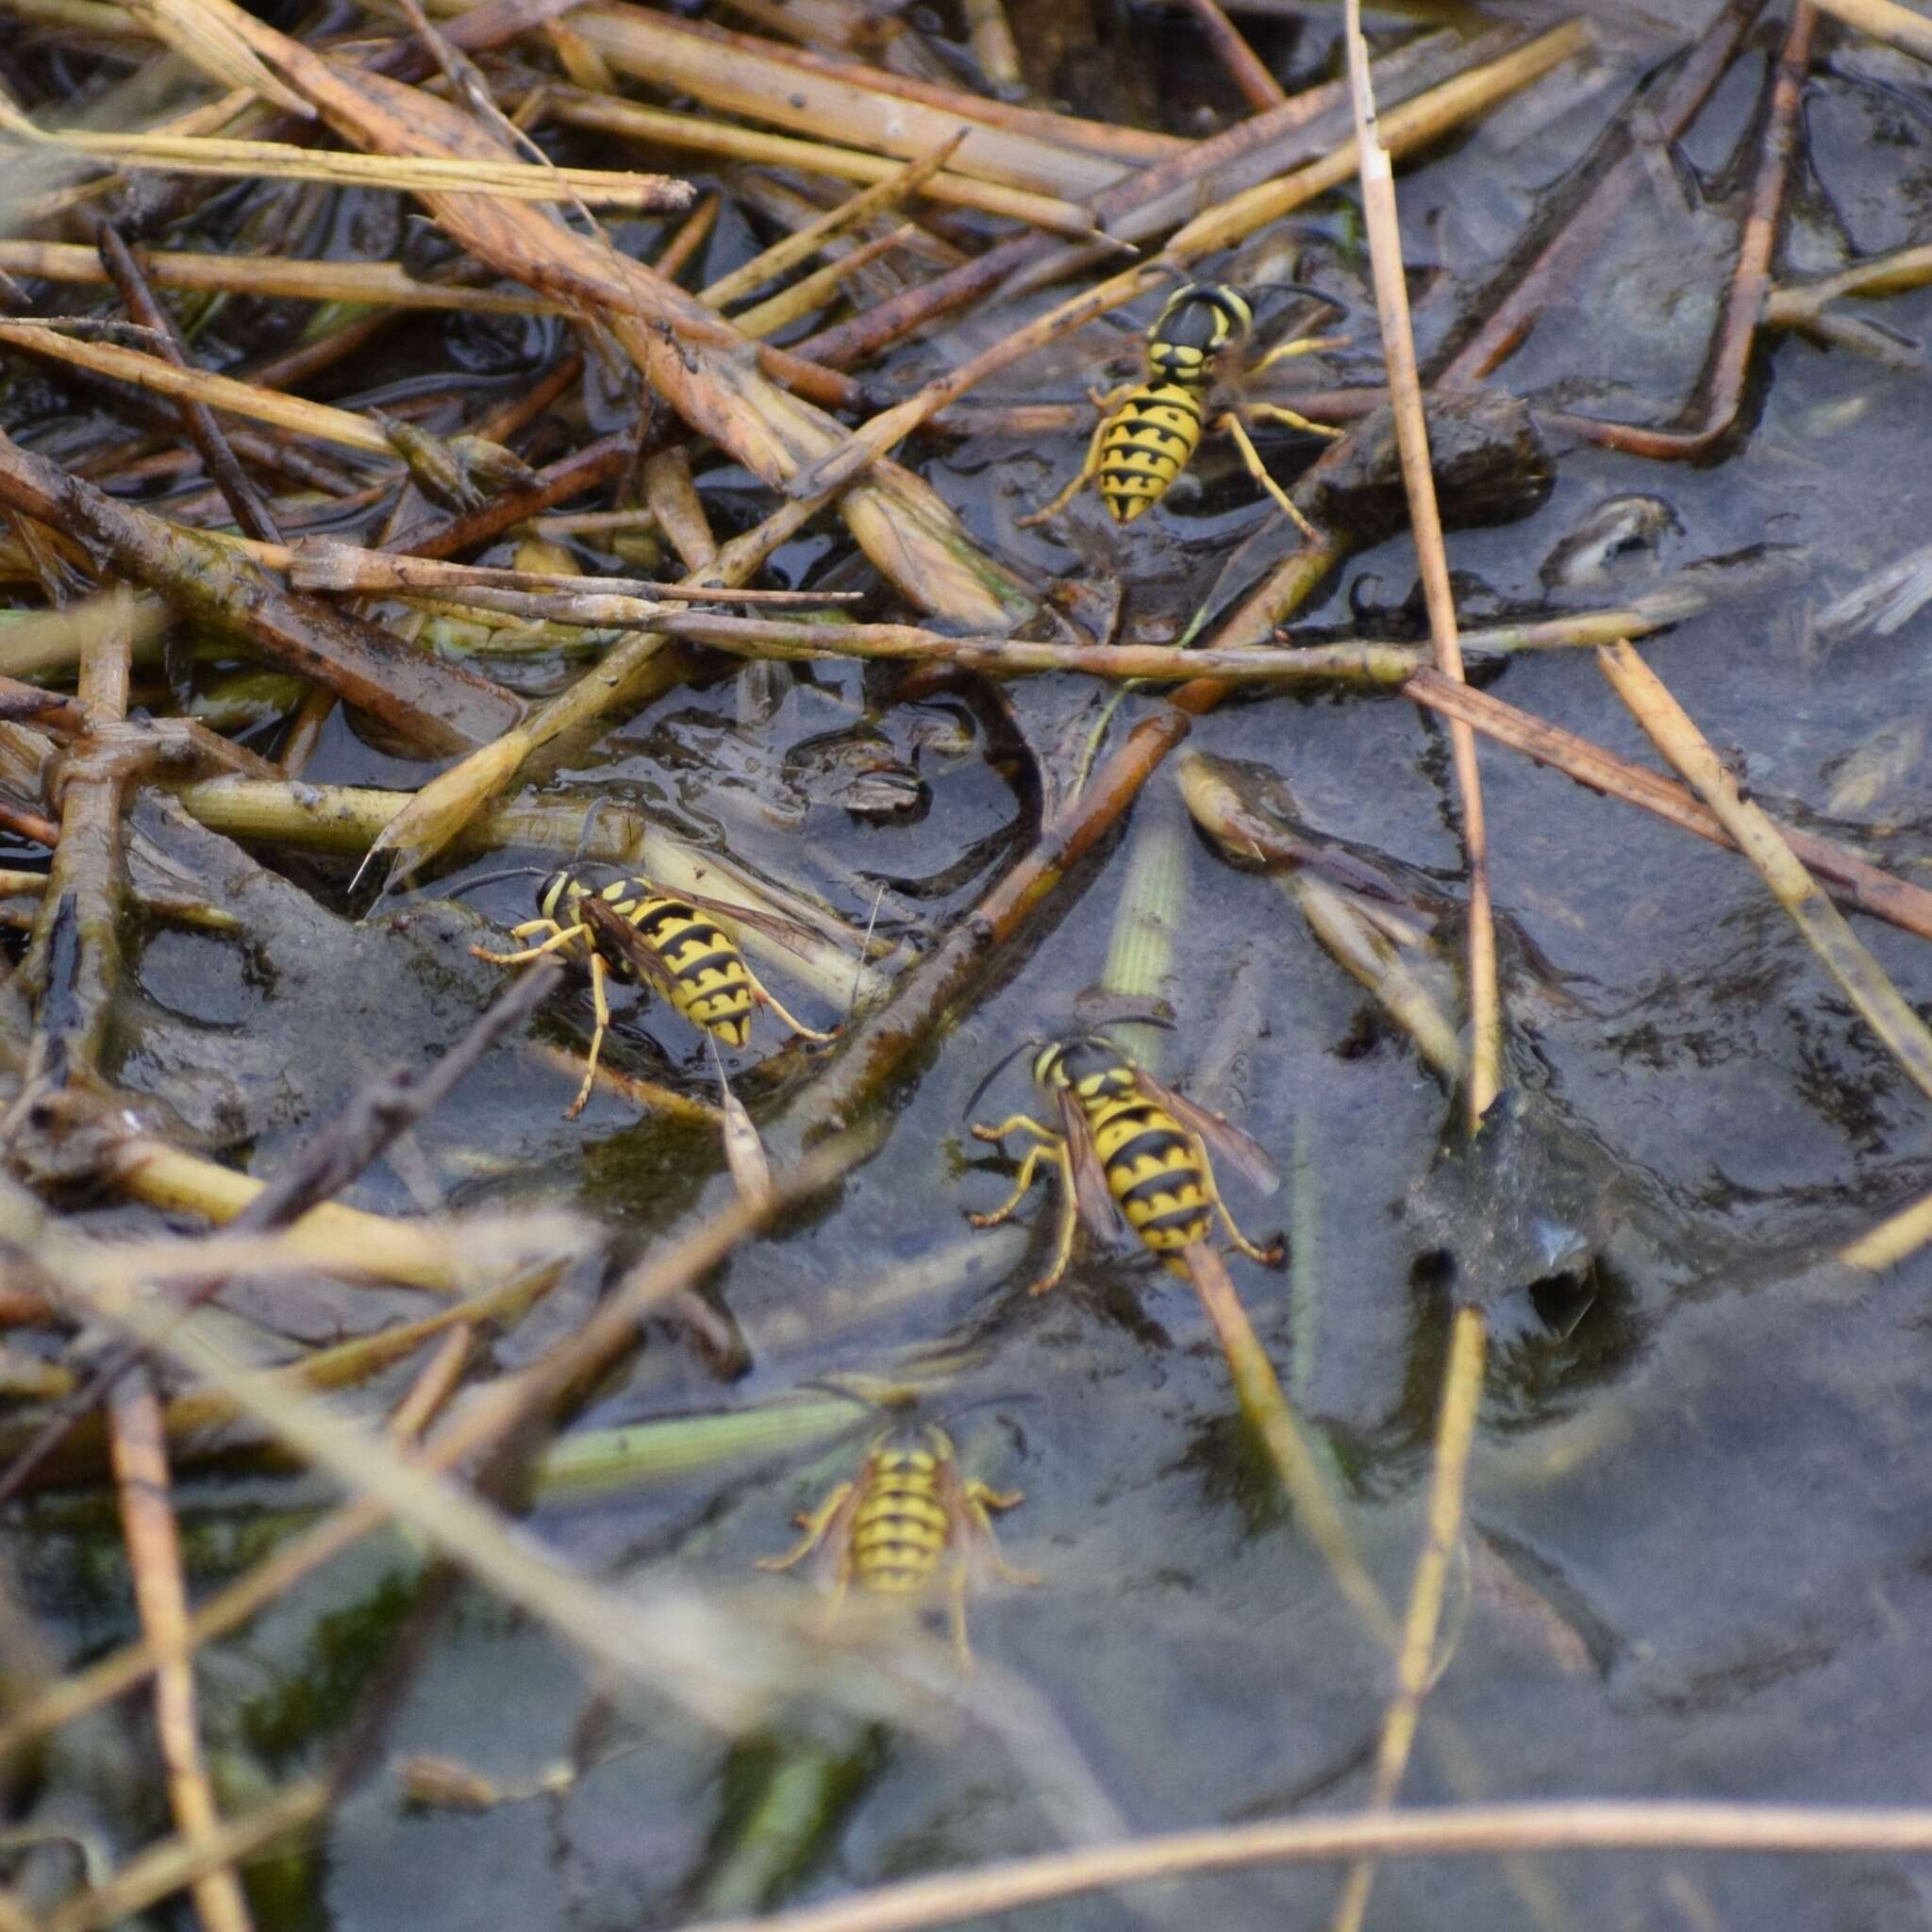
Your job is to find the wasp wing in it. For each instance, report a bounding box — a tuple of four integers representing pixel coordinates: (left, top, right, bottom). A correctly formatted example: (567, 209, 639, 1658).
(663, 885, 847, 958)
(1137, 1074, 1280, 1195)
(576, 893, 688, 1004)
(1054, 1086, 1129, 1241)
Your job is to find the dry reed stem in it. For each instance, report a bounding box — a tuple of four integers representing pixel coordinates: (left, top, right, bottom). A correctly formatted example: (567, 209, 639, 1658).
(697, 136, 964, 309)
(0, 322, 394, 464)
(1342, 0, 1498, 1129)
(107, 1136, 477, 1291)
(1185, 1242, 1392, 1647)
(526, 3, 1140, 193)
(1406, 668, 1932, 942)
(106, 1370, 257, 1932)
(1330, 1302, 1488, 1932)
(0, 241, 560, 311)
(1598, 641, 1932, 1108)
(113, 0, 313, 114)
(541, 91, 1100, 238)
(960, 0, 1022, 88)
(0, 123, 691, 205)
(1805, 0, 1932, 61)
(685, 1798, 1932, 1932)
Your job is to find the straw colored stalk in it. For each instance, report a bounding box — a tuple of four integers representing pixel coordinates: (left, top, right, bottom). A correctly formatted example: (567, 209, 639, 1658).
(1842, 1191, 1932, 1272)
(1768, 242, 1932, 325)
(0, 123, 692, 206)
(1329, 1303, 1486, 1932)
(697, 136, 965, 309)
(662, 1801, 1932, 1932)
(107, 1135, 489, 1292)
(1341, 0, 1498, 1126)
(1406, 668, 1932, 944)
(541, 91, 1100, 238)
(1598, 641, 1932, 1107)
(192, 0, 1038, 633)
(1804, 0, 1932, 60)
(1328, 15, 1503, 1926)
(171, 777, 884, 1008)
(731, 226, 913, 340)
(1174, 0, 1287, 111)
(783, 20, 1589, 503)
(0, 319, 398, 457)
(959, 0, 1022, 89)
(0, 240, 561, 312)
(107, 1369, 256, 1932)
(513, 3, 1139, 196)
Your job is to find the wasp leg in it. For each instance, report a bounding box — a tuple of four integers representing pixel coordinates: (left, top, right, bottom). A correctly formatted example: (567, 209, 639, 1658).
(945, 1559, 977, 1671)
(561, 950, 611, 1120)
(470, 918, 584, 966)
(755, 1481, 854, 1572)
(745, 967, 834, 1042)
(1215, 411, 1324, 545)
(967, 1140, 1058, 1227)
(964, 1483, 1042, 1586)
(1017, 380, 1139, 527)
(1246, 400, 1344, 441)
(1245, 331, 1348, 379)
(1026, 1144, 1081, 1295)
(1204, 1159, 1286, 1265)
(969, 1112, 1059, 1147)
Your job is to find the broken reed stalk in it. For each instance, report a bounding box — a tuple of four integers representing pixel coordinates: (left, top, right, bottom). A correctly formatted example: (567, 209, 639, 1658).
(106, 1369, 257, 1932)
(1330, 14, 1500, 1927)
(1841, 1190, 1932, 1272)
(1597, 641, 1932, 1108)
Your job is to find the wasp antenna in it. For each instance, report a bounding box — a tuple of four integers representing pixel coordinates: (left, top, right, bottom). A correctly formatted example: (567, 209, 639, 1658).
(457, 864, 551, 893)
(574, 791, 638, 865)
(962, 1036, 1042, 1120)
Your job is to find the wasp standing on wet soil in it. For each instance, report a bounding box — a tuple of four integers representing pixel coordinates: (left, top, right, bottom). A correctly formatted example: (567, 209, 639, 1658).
(471, 865, 833, 1118)
(1021, 280, 1344, 537)
(968, 1033, 1283, 1297)
(757, 1423, 1038, 1668)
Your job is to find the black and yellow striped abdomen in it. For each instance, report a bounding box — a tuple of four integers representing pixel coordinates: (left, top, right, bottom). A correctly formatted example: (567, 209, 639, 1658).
(1077, 1086, 1213, 1258)
(1097, 376, 1207, 524)
(850, 1438, 952, 1595)
(541, 870, 756, 1047)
